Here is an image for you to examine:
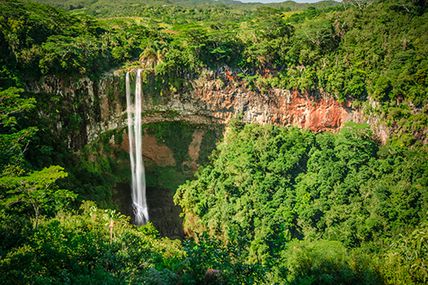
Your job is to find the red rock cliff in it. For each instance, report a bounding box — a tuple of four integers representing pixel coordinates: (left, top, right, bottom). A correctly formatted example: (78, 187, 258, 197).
(192, 79, 359, 132)
(29, 70, 364, 146)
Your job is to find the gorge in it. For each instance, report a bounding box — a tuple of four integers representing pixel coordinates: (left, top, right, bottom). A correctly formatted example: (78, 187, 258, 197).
(1, 0, 426, 284)
(21, 64, 420, 238)
(25, 69, 366, 234)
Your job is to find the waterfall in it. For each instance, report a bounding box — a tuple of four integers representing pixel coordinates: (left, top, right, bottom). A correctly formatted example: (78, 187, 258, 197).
(125, 69, 149, 225)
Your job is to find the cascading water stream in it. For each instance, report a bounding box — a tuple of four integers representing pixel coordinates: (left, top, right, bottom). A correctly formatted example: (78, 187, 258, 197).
(125, 72, 136, 209)
(125, 69, 149, 225)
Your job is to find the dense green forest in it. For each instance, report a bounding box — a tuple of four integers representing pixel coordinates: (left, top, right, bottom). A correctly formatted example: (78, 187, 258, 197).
(176, 122, 427, 284)
(0, 0, 427, 284)
(1, 0, 426, 141)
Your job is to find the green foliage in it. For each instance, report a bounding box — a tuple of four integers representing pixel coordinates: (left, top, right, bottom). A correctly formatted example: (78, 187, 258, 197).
(182, 233, 264, 284)
(176, 124, 315, 263)
(277, 240, 382, 285)
(62, 129, 131, 208)
(0, 0, 142, 83)
(0, 166, 75, 228)
(39, 34, 108, 75)
(146, 166, 188, 192)
(0, 87, 35, 129)
(176, 123, 428, 283)
(0, 201, 187, 284)
(378, 223, 428, 285)
(0, 87, 37, 173)
(198, 125, 224, 165)
(0, 165, 75, 259)
(1, 0, 427, 284)
(1, 0, 426, 138)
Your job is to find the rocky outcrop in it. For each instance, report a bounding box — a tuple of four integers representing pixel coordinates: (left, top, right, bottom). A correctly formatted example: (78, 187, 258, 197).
(27, 74, 125, 149)
(192, 79, 361, 132)
(186, 130, 205, 172)
(27, 69, 365, 148)
(25, 70, 369, 237)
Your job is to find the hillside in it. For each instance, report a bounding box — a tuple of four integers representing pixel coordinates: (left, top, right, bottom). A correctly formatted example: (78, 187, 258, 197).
(0, 0, 427, 284)
(2, 0, 427, 142)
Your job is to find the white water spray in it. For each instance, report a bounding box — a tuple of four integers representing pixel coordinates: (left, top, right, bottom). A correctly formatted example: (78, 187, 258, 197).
(126, 70, 149, 225)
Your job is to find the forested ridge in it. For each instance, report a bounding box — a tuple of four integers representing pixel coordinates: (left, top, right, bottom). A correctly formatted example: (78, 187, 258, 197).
(0, 0, 427, 284)
(1, 0, 427, 142)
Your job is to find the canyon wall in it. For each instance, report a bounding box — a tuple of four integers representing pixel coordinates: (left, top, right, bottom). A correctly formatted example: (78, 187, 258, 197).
(27, 70, 365, 149)
(26, 70, 367, 237)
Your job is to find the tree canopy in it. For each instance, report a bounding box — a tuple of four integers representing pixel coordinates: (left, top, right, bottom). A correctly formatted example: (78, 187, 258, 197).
(0, 0, 427, 284)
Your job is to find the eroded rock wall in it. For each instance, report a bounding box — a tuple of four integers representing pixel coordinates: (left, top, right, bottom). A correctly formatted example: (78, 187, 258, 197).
(26, 70, 368, 237)
(28, 70, 363, 148)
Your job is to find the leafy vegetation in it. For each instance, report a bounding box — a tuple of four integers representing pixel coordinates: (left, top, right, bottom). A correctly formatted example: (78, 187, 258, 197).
(0, 0, 427, 284)
(176, 122, 428, 284)
(1, 0, 425, 139)
(0, 201, 188, 284)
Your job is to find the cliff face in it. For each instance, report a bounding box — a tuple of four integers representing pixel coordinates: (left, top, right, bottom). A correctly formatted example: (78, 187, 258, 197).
(27, 74, 125, 149)
(26, 70, 370, 187)
(26, 70, 365, 237)
(28, 70, 362, 148)
(192, 77, 361, 132)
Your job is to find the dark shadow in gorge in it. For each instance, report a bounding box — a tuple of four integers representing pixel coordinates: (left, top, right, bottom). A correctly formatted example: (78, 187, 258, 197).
(113, 183, 184, 239)
(113, 182, 133, 217)
(146, 187, 184, 239)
